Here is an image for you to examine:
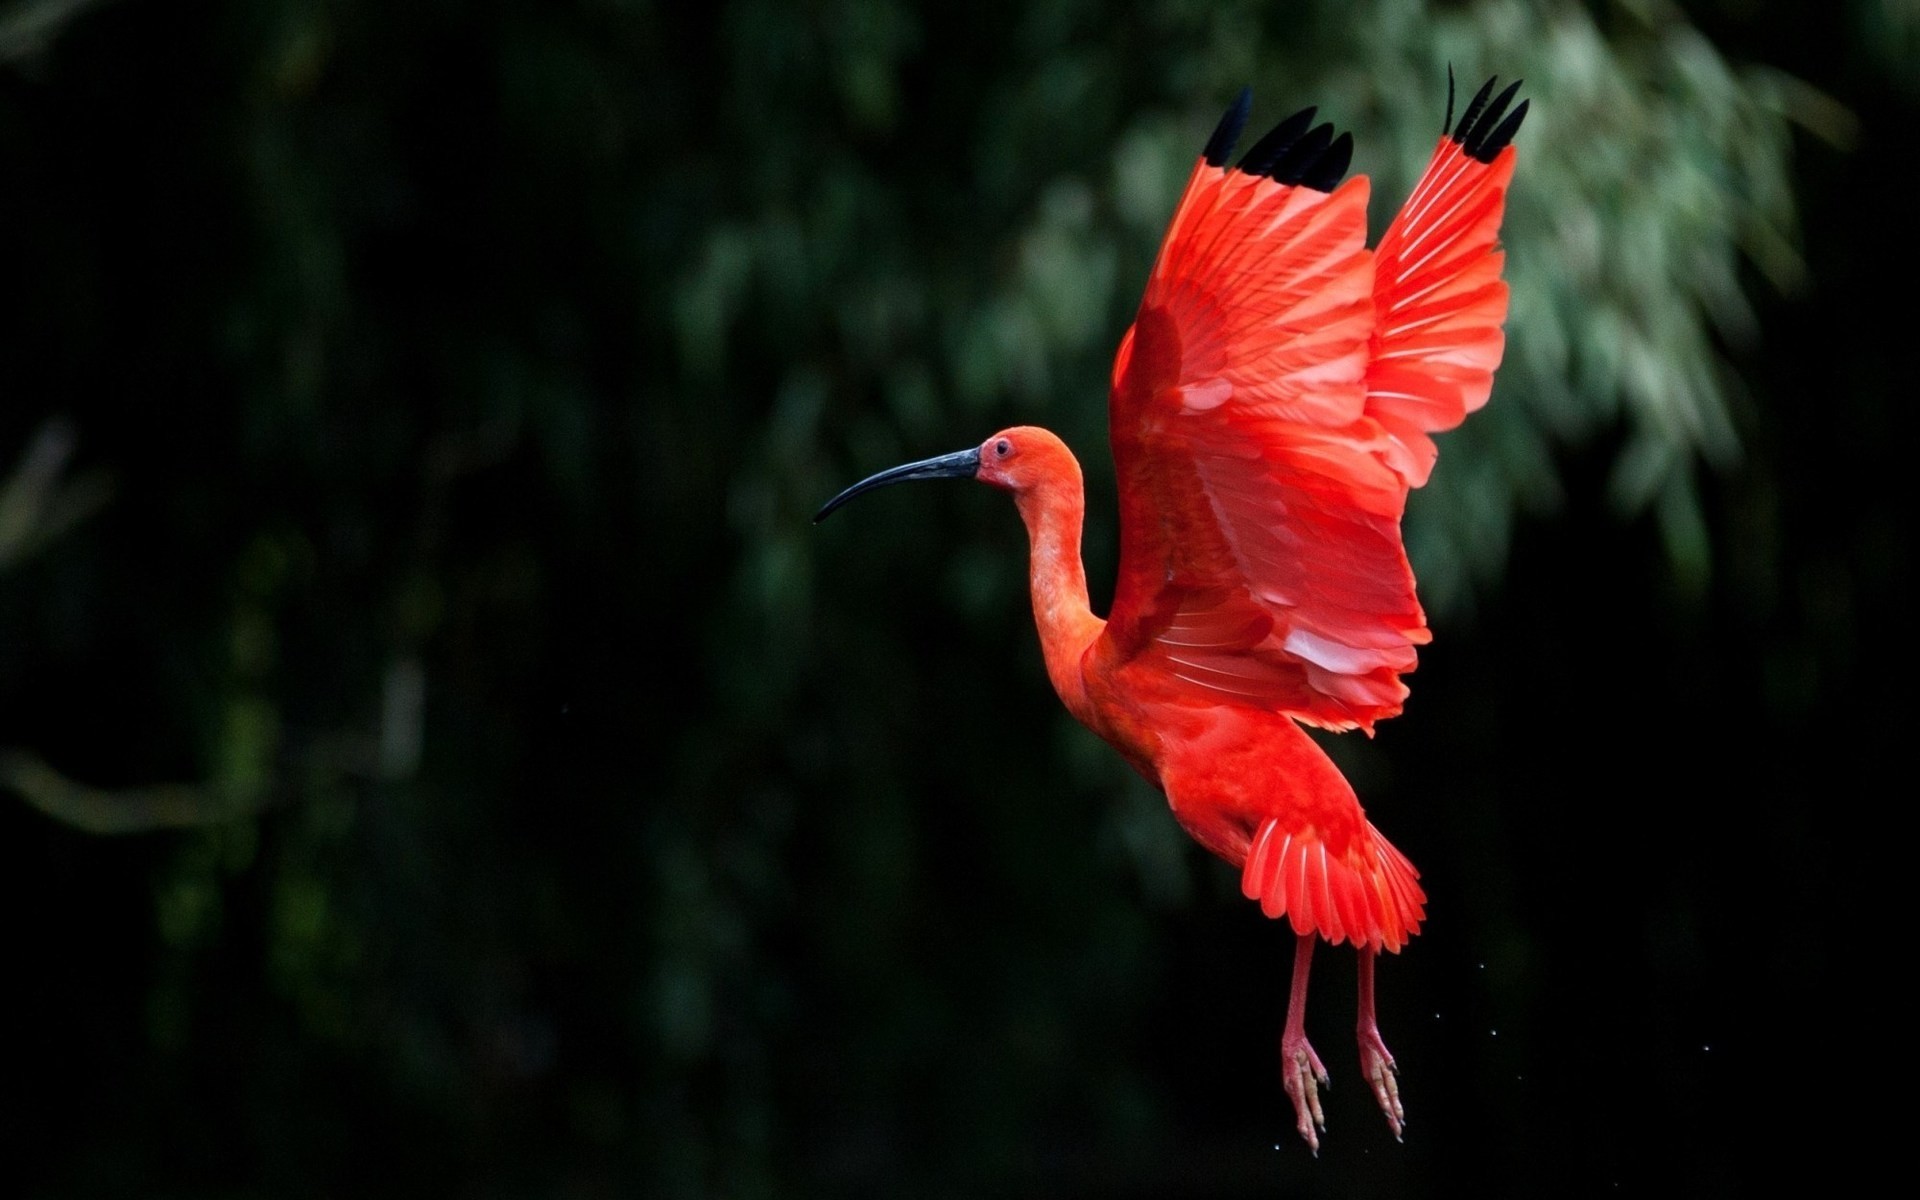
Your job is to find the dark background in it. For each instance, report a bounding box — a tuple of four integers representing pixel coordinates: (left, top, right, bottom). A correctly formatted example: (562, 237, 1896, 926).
(2, 1, 1908, 1196)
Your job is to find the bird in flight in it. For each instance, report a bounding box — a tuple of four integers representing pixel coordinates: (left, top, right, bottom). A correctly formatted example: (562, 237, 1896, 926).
(817, 73, 1527, 1151)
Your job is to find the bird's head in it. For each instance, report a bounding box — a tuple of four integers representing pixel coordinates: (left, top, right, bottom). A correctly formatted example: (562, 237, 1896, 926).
(814, 426, 1076, 522)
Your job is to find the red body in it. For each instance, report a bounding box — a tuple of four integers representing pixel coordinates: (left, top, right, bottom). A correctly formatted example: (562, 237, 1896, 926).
(821, 77, 1527, 1147)
(972, 126, 1521, 954)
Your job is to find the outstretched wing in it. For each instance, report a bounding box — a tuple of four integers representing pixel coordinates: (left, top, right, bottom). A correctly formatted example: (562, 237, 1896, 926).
(1100, 81, 1525, 732)
(1367, 75, 1528, 485)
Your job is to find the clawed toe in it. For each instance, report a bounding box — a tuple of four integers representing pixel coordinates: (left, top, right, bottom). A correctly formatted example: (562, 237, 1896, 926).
(1359, 1026, 1404, 1139)
(1281, 1036, 1330, 1153)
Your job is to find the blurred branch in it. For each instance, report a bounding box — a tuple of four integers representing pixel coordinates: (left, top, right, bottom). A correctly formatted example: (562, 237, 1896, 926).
(0, 0, 113, 64)
(6, 654, 423, 834)
(2, 748, 274, 834)
(0, 417, 114, 571)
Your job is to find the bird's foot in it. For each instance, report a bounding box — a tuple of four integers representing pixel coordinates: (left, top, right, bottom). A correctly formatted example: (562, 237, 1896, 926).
(1358, 1023, 1404, 1140)
(1280, 1031, 1330, 1154)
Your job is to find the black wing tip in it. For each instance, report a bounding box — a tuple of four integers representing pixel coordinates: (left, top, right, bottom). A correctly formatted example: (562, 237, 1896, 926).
(1203, 86, 1254, 166)
(1452, 76, 1528, 162)
(1453, 75, 1497, 143)
(1209, 92, 1353, 193)
(1300, 131, 1353, 192)
(1236, 105, 1315, 175)
(1278, 124, 1330, 185)
(1477, 97, 1529, 160)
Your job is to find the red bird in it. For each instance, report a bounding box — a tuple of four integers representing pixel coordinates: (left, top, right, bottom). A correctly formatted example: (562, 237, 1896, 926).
(818, 75, 1527, 1150)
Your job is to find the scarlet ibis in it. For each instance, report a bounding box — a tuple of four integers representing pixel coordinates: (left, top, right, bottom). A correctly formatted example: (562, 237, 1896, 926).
(818, 74, 1527, 1151)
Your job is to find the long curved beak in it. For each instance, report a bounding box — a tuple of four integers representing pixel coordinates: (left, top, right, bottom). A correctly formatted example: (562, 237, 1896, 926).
(813, 447, 982, 523)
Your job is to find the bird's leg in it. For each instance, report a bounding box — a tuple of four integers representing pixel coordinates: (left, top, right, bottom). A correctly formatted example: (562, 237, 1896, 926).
(1280, 932, 1330, 1153)
(1356, 946, 1404, 1139)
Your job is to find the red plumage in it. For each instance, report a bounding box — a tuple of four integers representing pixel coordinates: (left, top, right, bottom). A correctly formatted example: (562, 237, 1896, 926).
(818, 75, 1527, 1151)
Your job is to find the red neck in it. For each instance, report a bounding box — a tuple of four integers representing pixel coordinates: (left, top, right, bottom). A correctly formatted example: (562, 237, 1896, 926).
(1012, 457, 1105, 728)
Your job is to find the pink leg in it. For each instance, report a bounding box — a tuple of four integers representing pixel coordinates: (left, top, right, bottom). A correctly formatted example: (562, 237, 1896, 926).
(1356, 946, 1404, 1139)
(1280, 933, 1330, 1153)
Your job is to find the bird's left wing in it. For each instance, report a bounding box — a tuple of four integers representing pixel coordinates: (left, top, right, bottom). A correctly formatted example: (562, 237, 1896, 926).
(1101, 93, 1422, 732)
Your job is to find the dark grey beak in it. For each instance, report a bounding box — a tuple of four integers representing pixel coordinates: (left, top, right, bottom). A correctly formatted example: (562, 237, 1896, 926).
(814, 448, 982, 523)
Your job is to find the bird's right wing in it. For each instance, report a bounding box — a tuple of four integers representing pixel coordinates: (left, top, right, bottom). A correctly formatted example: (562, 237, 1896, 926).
(1365, 75, 1528, 485)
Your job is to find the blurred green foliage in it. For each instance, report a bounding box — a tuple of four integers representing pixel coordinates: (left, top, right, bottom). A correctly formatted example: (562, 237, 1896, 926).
(2, 0, 1908, 1196)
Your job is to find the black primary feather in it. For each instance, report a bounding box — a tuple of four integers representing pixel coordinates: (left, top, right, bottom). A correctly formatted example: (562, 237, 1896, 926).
(1204, 90, 1355, 193)
(1453, 76, 1497, 147)
(1476, 98, 1529, 160)
(1236, 106, 1316, 176)
(1204, 87, 1253, 166)
(1453, 77, 1526, 163)
(1300, 131, 1353, 192)
(1266, 122, 1335, 187)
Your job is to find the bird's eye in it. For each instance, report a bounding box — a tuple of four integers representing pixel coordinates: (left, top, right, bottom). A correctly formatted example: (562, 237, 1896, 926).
(995, 439, 1012, 458)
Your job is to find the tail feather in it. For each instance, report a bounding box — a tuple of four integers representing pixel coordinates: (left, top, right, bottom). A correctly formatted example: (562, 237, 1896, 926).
(1240, 818, 1427, 952)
